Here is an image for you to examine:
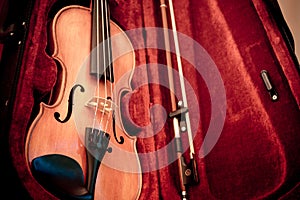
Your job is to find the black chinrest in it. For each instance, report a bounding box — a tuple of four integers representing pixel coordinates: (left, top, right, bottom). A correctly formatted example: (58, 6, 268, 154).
(31, 154, 92, 200)
(30, 127, 110, 200)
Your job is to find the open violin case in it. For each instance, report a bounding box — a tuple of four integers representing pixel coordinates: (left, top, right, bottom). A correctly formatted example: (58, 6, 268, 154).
(1, 0, 300, 199)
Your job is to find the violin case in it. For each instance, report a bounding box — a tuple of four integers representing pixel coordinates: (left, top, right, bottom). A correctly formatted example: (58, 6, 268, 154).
(1, 0, 299, 199)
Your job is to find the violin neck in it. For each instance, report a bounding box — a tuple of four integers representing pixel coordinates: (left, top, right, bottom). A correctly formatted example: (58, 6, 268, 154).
(90, 0, 114, 82)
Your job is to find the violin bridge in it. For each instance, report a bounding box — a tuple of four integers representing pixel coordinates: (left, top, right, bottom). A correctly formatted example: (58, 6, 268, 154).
(85, 97, 116, 114)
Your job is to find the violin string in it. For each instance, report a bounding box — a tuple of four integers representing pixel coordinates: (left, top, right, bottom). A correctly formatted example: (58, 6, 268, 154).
(104, 0, 114, 134)
(91, 0, 100, 135)
(97, 0, 107, 133)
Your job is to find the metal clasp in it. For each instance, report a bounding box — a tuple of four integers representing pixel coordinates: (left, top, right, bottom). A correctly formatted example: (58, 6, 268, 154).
(260, 70, 278, 101)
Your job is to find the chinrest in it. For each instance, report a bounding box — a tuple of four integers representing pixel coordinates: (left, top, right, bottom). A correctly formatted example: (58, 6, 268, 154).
(31, 127, 110, 200)
(31, 154, 92, 200)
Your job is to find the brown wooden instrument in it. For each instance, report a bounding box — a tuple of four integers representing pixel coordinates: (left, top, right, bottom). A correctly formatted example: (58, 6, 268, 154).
(25, 0, 141, 199)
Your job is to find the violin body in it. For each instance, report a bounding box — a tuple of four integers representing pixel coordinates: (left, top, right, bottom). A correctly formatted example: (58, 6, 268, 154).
(25, 5, 141, 200)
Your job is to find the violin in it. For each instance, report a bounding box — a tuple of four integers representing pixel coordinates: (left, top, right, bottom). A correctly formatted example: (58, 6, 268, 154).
(25, 0, 141, 199)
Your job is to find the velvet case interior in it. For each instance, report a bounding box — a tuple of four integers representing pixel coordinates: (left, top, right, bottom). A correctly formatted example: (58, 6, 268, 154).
(1, 0, 300, 199)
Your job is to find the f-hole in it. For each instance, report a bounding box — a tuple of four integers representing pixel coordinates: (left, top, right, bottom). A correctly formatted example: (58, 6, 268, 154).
(54, 84, 85, 123)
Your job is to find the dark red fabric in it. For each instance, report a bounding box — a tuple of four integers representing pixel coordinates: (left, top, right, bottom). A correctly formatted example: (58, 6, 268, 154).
(0, 44, 3, 59)
(0, 1, 4, 60)
(7, 0, 300, 199)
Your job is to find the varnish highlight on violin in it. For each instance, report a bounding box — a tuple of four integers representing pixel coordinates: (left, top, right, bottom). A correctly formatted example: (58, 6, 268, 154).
(25, 1, 142, 199)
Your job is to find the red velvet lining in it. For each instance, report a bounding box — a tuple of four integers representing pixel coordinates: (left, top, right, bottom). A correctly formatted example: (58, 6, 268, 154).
(7, 0, 300, 199)
(0, 45, 3, 57)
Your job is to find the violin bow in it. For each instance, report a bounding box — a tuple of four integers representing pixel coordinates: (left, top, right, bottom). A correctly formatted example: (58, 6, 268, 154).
(159, 0, 199, 199)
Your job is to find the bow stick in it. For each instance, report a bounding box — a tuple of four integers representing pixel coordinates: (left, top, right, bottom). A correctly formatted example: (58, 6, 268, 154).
(159, 0, 199, 199)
